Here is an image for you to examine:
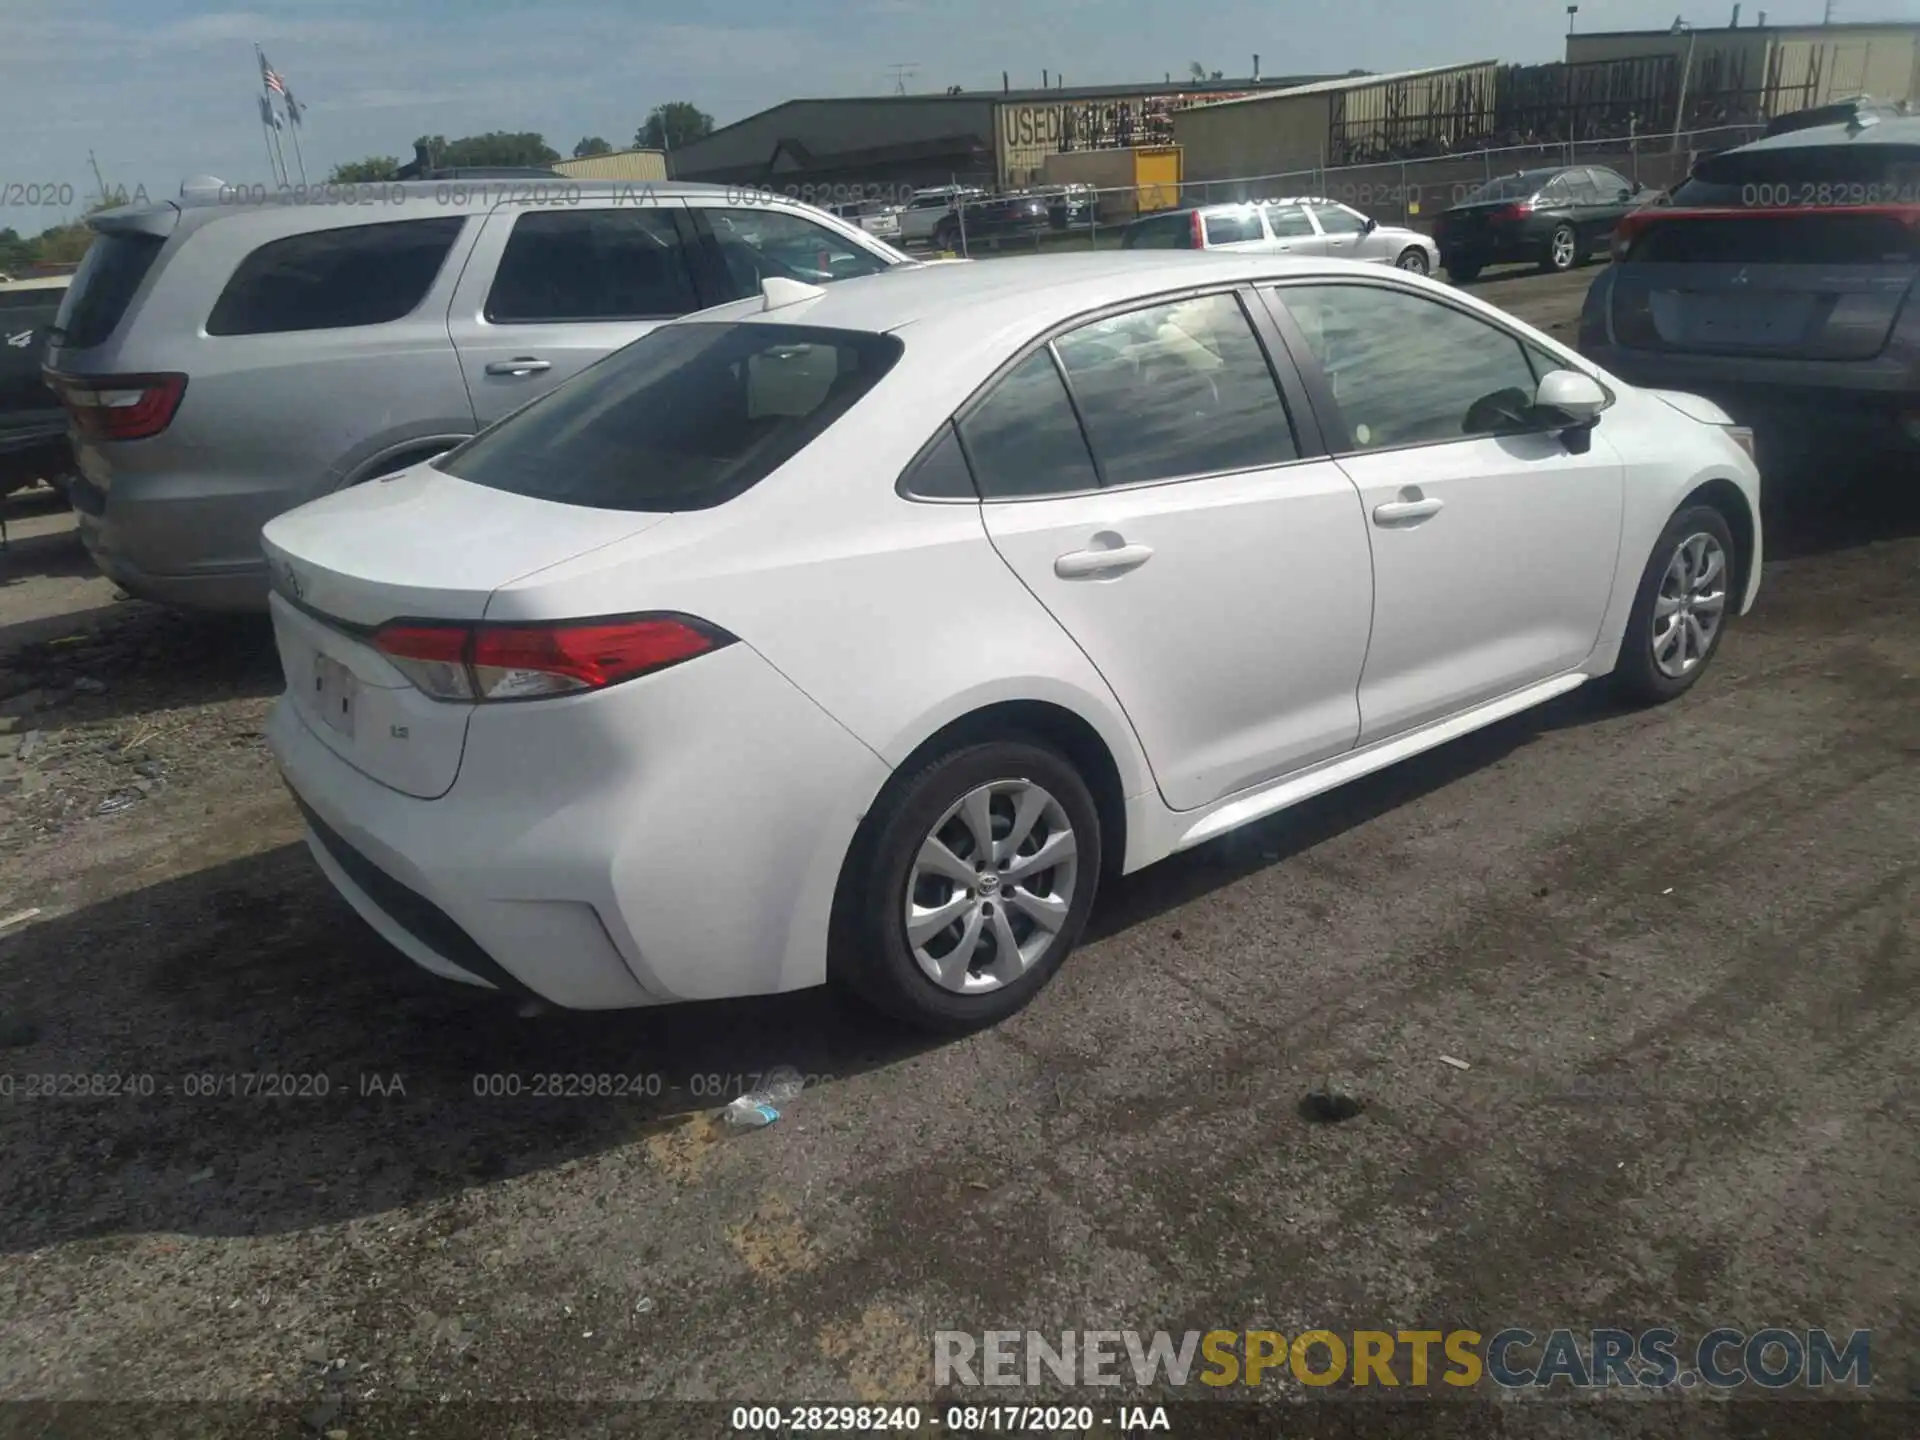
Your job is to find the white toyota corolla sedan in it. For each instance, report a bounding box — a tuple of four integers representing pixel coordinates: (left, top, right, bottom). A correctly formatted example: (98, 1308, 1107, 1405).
(263, 252, 1761, 1031)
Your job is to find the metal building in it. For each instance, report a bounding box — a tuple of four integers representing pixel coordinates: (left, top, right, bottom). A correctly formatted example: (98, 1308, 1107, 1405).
(1565, 18, 1920, 119)
(553, 148, 670, 182)
(667, 75, 1346, 194)
(1170, 63, 1499, 183)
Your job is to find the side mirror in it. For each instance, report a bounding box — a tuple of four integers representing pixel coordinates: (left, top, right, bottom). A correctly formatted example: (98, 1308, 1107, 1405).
(1362, 216, 1378, 233)
(1632, 179, 1644, 194)
(1535, 369, 1606, 429)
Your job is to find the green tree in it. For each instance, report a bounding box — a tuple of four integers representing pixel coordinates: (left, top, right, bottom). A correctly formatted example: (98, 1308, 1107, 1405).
(327, 155, 403, 183)
(417, 132, 560, 168)
(573, 136, 613, 157)
(634, 103, 714, 152)
(29, 222, 94, 266)
(0, 227, 32, 275)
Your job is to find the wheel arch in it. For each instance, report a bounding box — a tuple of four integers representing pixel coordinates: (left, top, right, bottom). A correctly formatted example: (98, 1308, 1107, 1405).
(1679, 474, 1758, 610)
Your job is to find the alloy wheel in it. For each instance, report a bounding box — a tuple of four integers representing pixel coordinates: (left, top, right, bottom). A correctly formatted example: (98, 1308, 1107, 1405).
(1651, 531, 1728, 679)
(904, 779, 1079, 994)
(1551, 226, 1577, 270)
(1396, 249, 1429, 274)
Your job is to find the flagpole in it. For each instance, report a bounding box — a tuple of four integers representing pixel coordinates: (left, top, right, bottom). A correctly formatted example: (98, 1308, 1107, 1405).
(271, 122, 291, 188)
(286, 115, 308, 186)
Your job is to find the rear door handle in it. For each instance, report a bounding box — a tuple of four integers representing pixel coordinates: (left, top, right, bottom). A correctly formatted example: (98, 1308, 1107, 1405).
(1372, 497, 1444, 524)
(1054, 543, 1154, 578)
(484, 357, 551, 377)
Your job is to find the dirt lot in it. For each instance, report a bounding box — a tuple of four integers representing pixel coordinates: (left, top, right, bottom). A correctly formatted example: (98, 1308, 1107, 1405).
(0, 266, 1916, 1436)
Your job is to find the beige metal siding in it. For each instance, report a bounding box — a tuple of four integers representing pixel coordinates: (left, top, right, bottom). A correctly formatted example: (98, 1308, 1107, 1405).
(1040, 146, 1183, 219)
(1330, 62, 1500, 158)
(1172, 93, 1331, 184)
(553, 149, 670, 181)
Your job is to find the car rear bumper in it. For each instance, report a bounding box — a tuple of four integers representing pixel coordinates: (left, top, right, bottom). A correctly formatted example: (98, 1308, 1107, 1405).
(267, 640, 891, 1010)
(67, 458, 301, 611)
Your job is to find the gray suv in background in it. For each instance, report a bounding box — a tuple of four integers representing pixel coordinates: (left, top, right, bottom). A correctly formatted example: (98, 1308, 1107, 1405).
(44, 181, 910, 611)
(1579, 99, 1920, 456)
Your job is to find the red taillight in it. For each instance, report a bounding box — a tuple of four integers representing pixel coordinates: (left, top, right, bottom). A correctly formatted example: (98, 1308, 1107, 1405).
(1190, 211, 1205, 248)
(371, 615, 732, 703)
(48, 372, 187, 442)
(1489, 203, 1532, 224)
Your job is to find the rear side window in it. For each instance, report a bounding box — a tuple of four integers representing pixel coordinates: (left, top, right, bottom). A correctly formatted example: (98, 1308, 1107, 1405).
(487, 209, 699, 323)
(1672, 142, 1920, 207)
(1203, 212, 1263, 245)
(899, 422, 977, 499)
(438, 322, 901, 512)
(958, 349, 1099, 499)
(53, 232, 164, 349)
(1052, 293, 1297, 486)
(206, 218, 464, 336)
(1264, 204, 1314, 237)
(0, 287, 65, 312)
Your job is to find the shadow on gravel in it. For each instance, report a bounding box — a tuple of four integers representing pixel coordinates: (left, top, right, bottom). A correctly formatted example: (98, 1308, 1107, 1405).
(0, 605, 282, 733)
(0, 510, 94, 586)
(0, 841, 937, 1250)
(1761, 460, 1920, 563)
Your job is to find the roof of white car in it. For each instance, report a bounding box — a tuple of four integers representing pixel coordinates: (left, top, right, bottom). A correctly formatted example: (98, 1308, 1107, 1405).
(700, 251, 1377, 349)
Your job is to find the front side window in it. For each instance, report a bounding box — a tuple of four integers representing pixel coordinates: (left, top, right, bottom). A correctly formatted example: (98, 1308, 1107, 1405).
(486, 208, 698, 323)
(1263, 204, 1314, 237)
(958, 349, 1098, 499)
(1051, 292, 1297, 486)
(704, 208, 892, 296)
(1203, 211, 1263, 246)
(1274, 284, 1546, 451)
(1310, 203, 1367, 236)
(438, 322, 901, 511)
(206, 218, 464, 336)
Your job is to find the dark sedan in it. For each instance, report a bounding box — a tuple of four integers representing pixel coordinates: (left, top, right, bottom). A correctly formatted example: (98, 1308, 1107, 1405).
(1433, 165, 1644, 283)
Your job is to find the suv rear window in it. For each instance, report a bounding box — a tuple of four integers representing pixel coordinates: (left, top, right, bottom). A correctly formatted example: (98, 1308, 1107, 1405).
(1671, 142, 1920, 207)
(206, 217, 465, 336)
(53, 233, 164, 349)
(1203, 212, 1263, 245)
(437, 322, 903, 512)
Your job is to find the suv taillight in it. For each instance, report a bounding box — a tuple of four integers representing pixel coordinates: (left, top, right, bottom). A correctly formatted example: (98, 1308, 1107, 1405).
(372, 614, 734, 703)
(48, 372, 187, 441)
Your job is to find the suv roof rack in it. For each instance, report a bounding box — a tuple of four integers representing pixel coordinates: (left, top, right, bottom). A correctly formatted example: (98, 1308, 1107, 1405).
(393, 141, 561, 182)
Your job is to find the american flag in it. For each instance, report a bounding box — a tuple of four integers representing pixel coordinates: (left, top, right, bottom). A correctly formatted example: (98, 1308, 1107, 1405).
(259, 48, 287, 96)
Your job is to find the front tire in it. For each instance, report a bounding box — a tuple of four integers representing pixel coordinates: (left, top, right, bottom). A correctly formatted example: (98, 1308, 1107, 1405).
(1611, 504, 1737, 706)
(1395, 246, 1430, 275)
(832, 739, 1101, 1033)
(1542, 223, 1578, 273)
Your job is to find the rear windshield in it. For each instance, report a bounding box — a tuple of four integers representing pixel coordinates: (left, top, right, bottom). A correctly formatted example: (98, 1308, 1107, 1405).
(437, 322, 903, 512)
(1464, 170, 1559, 202)
(1671, 142, 1920, 207)
(52, 232, 165, 350)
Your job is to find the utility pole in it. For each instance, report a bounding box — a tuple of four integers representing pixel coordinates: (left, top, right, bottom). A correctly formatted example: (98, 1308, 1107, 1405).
(1670, 19, 1698, 151)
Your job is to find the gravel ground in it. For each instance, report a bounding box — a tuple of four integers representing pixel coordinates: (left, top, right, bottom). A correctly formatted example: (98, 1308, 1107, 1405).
(0, 266, 1916, 1439)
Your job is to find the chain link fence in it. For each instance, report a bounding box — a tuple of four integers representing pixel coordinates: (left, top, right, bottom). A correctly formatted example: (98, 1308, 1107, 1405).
(924, 124, 1766, 253)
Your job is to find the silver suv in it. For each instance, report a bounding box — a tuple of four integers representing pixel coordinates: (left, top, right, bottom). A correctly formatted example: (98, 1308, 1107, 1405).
(45, 180, 910, 611)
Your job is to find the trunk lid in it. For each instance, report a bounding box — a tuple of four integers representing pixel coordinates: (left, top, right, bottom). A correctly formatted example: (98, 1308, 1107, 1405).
(262, 460, 671, 798)
(1609, 207, 1920, 360)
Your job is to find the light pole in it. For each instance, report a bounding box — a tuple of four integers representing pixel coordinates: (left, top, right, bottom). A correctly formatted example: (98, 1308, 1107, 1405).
(1670, 19, 1698, 151)
(1567, 5, 1579, 36)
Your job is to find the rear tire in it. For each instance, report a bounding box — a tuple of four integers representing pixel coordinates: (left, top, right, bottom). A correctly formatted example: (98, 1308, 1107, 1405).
(831, 739, 1101, 1033)
(1542, 223, 1578, 273)
(1444, 260, 1481, 284)
(1611, 504, 1737, 706)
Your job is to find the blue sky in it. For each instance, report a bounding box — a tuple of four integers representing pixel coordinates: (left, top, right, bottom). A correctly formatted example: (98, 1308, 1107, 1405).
(1, 0, 1899, 228)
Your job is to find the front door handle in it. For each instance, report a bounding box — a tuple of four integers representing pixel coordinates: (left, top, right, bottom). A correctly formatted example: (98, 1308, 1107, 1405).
(1373, 497, 1444, 525)
(484, 357, 552, 377)
(1054, 543, 1154, 579)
